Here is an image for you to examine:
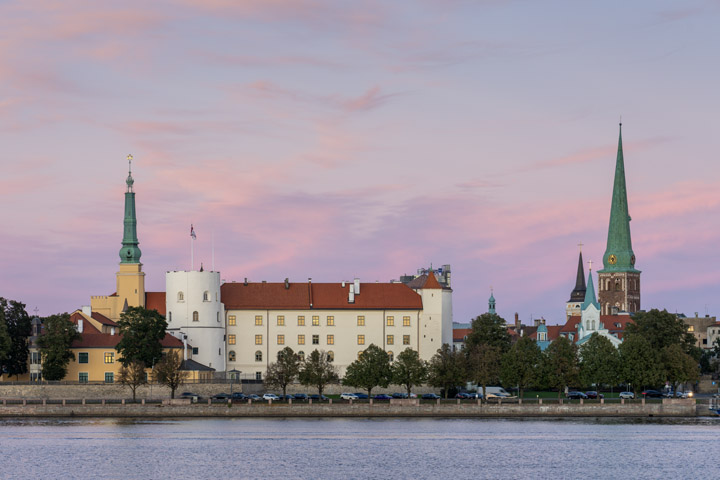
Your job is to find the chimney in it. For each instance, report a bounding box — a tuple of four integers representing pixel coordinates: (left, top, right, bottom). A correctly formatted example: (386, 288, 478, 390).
(285, 278, 289, 289)
(354, 278, 360, 295)
(81, 305, 91, 316)
(541, 318, 546, 325)
(349, 284, 355, 304)
(110, 327, 116, 336)
(341, 281, 346, 287)
(77, 319, 83, 333)
(183, 334, 188, 361)
(244, 278, 248, 286)
(534, 318, 540, 327)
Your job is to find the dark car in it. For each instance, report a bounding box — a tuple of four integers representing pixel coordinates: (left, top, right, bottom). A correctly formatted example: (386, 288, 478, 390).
(212, 392, 231, 400)
(422, 393, 441, 400)
(281, 394, 295, 400)
(391, 392, 408, 399)
(230, 393, 247, 400)
(373, 394, 392, 400)
(179, 392, 202, 401)
(641, 390, 664, 398)
(308, 394, 328, 401)
(455, 392, 471, 399)
(585, 391, 604, 399)
(353, 393, 369, 399)
(566, 391, 588, 400)
(293, 393, 309, 401)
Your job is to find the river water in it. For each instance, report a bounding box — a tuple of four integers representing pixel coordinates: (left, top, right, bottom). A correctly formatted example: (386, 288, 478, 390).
(1, 417, 718, 479)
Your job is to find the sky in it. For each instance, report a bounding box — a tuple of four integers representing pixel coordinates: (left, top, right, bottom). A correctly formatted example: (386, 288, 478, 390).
(2, 0, 719, 324)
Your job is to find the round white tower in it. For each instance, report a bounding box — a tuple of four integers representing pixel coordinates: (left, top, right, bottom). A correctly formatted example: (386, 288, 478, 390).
(166, 270, 225, 372)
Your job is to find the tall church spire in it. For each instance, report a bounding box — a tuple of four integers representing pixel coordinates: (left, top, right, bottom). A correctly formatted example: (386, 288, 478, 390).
(568, 246, 586, 302)
(600, 124, 637, 272)
(582, 265, 600, 311)
(119, 155, 142, 264)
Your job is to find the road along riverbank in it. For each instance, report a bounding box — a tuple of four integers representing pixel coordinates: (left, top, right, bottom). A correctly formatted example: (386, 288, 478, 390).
(0, 398, 704, 418)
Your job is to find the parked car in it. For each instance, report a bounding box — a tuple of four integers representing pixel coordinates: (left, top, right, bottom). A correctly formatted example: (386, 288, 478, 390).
(281, 394, 295, 400)
(641, 390, 664, 398)
(340, 393, 359, 400)
(675, 391, 693, 398)
(585, 391, 604, 399)
(455, 392, 471, 399)
(353, 393, 369, 399)
(262, 393, 281, 401)
(391, 393, 408, 399)
(230, 393, 247, 400)
(212, 392, 231, 400)
(179, 392, 201, 401)
(293, 393, 308, 401)
(373, 394, 392, 400)
(308, 394, 328, 401)
(619, 391, 635, 399)
(422, 393, 441, 400)
(566, 391, 588, 400)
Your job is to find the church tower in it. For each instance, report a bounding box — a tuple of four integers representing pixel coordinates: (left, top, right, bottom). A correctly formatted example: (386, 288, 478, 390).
(566, 247, 586, 320)
(597, 125, 641, 315)
(488, 289, 496, 314)
(91, 156, 146, 321)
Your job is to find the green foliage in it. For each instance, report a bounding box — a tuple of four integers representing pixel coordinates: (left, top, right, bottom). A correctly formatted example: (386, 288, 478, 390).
(465, 313, 511, 353)
(299, 349, 339, 397)
(626, 309, 696, 354)
(37, 314, 81, 381)
(118, 360, 147, 401)
(427, 344, 467, 398)
(265, 347, 301, 397)
(618, 334, 663, 391)
(661, 344, 699, 390)
(342, 344, 392, 397)
(542, 336, 579, 399)
(468, 344, 502, 400)
(501, 336, 542, 398)
(579, 333, 620, 389)
(155, 350, 187, 399)
(0, 298, 32, 378)
(115, 306, 168, 367)
(391, 348, 428, 396)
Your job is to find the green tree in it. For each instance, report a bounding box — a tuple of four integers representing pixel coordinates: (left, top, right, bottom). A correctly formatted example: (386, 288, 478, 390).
(626, 309, 696, 354)
(155, 350, 187, 399)
(115, 306, 168, 367)
(118, 360, 147, 402)
(37, 314, 81, 381)
(0, 298, 32, 379)
(299, 349, 339, 397)
(661, 344, 699, 392)
(265, 347, 301, 398)
(342, 344, 392, 397)
(501, 336, 542, 399)
(391, 348, 428, 397)
(468, 344, 502, 401)
(427, 344, 467, 398)
(579, 333, 620, 390)
(0, 309, 10, 372)
(465, 313, 511, 353)
(543, 336, 580, 399)
(618, 334, 663, 392)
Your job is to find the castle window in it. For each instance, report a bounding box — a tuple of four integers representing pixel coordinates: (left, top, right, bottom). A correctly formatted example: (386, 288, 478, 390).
(228, 315, 236, 326)
(203, 291, 210, 302)
(255, 351, 262, 362)
(357, 316, 365, 326)
(388, 351, 394, 362)
(327, 316, 334, 326)
(228, 350, 236, 362)
(278, 334, 285, 345)
(79, 352, 88, 364)
(386, 316, 394, 326)
(177, 291, 184, 302)
(312, 335, 319, 345)
(168, 312, 172, 322)
(403, 316, 411, 327)
(327, 351, 334, 362)
(255, 315, 263, 326)
(79, 372, 88, 383)
(403, 335, 410, 345)
(193, 311, 199, 322)
(298, 316, 305, 326)
(277, 315, 285, 326)
(387, 335, 394, 345)
(104, 372, 114, 384)
(312, 316, 320, 326)
(358, 335, 365, 345)
(327, 334, 334, 345)
(228, 335, 236, 345)
(298, 334, 305, 345)
(104, 352, 114, 364)
(255, 334, 263, 345)
(298, 351, 305, 362)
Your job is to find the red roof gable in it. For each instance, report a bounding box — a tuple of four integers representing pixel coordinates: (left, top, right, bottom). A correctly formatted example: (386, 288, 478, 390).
(68, 312, 182, 349)
(146, 292, 166, 315)
(421, 270, 442, 289)
(221, 282, 422, 310)
(91, 312, 118, 327)
(453, 328, 471, 342)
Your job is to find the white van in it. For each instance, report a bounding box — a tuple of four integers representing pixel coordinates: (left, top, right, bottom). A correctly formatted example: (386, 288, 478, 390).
(466, 384, 514, 398)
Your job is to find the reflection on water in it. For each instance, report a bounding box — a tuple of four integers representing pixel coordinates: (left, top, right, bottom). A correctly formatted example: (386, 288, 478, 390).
(1, 417, 718, 479)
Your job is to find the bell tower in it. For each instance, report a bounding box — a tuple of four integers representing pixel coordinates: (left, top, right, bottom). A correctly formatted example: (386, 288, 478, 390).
(597, 125, 641, 315)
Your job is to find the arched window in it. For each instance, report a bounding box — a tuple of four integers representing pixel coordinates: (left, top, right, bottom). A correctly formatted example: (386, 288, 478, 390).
(387, 351, 394, 362)
(177, 291, 184, 302)
(228, 350, 236, 362)
(168, 312, 172, 322)
(192, 311, 199, 322)
(255, 351, 262, 362)
(203, 291, 210, 302)
(298, 351, 305, 362)
(327, 351, 334, 362)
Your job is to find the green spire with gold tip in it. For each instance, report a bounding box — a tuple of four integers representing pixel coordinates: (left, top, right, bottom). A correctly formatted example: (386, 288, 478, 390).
(119, 155, 142, 264)
(599, 124, 638, 273)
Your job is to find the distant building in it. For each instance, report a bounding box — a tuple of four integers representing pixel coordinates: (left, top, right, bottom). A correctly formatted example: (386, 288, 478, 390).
(678, 313, 718, 349)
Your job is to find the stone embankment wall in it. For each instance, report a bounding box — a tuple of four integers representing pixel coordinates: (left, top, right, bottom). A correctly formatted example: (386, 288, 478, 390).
(0, 399, 699, 418)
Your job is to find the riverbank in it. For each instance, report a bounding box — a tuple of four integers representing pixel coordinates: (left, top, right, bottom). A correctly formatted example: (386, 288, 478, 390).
(0, 398, 706, 418)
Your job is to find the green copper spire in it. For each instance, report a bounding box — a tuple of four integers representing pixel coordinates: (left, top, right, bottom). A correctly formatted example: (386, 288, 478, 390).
(600, 124, 638, 273)
(119, 155, 142, 264)
(488, 288, 496, 314)
(581, 268, 600, 311)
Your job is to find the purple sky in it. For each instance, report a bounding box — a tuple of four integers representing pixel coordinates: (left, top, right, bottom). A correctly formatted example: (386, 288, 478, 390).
(2, 1, 719, 324)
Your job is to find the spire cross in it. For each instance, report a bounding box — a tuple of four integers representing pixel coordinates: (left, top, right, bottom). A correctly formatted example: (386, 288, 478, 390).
(127, 154, 133, 174)
(588, 260, 593, 271)
(33, 307, 39, 315)
(578, 242, 583, 253)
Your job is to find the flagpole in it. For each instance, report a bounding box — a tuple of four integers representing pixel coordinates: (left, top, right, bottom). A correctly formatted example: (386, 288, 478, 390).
(212, 231, 215, 272)
(191, 224, 194, 271)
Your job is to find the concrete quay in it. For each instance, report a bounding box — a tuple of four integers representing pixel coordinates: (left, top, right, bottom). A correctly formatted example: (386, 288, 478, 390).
(0, 398, 702, 418)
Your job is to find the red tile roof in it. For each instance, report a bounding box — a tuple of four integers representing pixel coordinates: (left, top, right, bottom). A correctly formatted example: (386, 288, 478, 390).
(91, 312, 118, 327)
(561, 316, 581, 333)
(145, 292, 166, 315)
(453, 328, 471, 342)
(221, 282, 423, 310)
(421, 270, 442, 289)
(68, 312, 182, 349)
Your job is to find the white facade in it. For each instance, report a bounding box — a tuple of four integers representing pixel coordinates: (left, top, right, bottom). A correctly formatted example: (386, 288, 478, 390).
(577, 301, 621, 348)
(166, 270, 226, 371)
